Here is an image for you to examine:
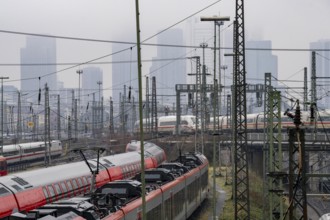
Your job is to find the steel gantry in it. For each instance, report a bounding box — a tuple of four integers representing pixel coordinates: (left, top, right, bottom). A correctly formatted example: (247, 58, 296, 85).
(187, 56, 204, 153)
(287, 101, 307, 220)
(233, 0, 250, 218)
(264, 73, 283, 220)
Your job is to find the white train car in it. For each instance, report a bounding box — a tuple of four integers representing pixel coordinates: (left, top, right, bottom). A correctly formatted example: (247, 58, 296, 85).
(158, 115, 196, 135)
(1, 140, 62, 166)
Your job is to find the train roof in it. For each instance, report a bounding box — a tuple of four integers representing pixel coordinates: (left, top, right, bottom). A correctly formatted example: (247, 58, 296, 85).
(1, 140, 61, 153)
(9, 151, 208, 220)
(0, 150, 151, 191)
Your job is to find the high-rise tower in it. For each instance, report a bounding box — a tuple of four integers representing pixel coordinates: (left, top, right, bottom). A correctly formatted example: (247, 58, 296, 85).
(149, 28, 186, 105)
(21, 36, 57, 98)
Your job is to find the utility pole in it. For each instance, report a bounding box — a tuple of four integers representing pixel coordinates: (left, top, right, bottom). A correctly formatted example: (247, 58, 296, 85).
(74, 99, 78, 141)
(264, 73, 283, 219)
(92, 93, 95, 138)
(132, 97, 136, 134)
(0, 76, 9, 154)
(71, 89, 75, 137)
(311, 51, 317, 140)
(145, 77, 150, 133)
(303, 67, 308, 111)
(57, 95, 61, 140)
(189, 56, 202, 152)
(221, 65, 228, 113)
(44, 84, 51, 165)
(17, 91, 22, 143)
(101, 97, 104, 135)
(123, 85, 126, 137)
(287, 101, 307, 220)
(110, 97, 114, 134)
(200, 43, 208, 154)
(134, 1, 147, 218)
(68, 116, 71, 149)
(151, 76, 157, 137)
(76, 69, 83, 119)
(233, 0, 250, 216)
(97, 81, 102, 102)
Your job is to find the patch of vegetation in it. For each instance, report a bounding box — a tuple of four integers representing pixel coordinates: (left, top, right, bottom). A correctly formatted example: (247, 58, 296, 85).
(209, 167, 264, 220)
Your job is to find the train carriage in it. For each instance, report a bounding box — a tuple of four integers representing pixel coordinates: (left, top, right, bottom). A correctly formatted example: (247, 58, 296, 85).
(0, 142, 166, 218)
(2, 140, 62, 166)
(11, 151, 209, 220)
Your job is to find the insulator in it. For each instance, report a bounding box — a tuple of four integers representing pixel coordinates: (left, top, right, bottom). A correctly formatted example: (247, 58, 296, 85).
(128, 86, 131, 103)
(38, 88, 41, 105)
(294, 101, 301, 126)
(310, 103, 315, 122)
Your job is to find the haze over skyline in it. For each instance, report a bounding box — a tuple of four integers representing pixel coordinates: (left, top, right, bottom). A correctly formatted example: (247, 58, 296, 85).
(0, 0, 330, 101)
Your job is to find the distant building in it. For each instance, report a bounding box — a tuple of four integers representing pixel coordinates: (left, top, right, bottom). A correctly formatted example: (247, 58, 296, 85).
(111, 44, 138, 105)
(81, 66, 103, 107)
(149, 28, 186, 106)
(310, 40, 330, 109)
(245, 40, 278, 113)
(246, 40, 278, 85)
(185, 17, 213, 81)
(20, 36, 57, 100)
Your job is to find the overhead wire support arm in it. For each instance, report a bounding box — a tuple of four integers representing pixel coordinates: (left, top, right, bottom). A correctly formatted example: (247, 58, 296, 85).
(73, 147, 105, 194)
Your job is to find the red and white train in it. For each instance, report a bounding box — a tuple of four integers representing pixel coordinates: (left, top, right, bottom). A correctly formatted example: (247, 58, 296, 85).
(0, 142, 166, 218)
(0, 140, 63, 176)
(10, 151, 208, 220)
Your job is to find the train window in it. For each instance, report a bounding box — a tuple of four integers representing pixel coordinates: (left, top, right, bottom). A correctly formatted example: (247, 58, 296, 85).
(175, 190, 185, 216)
(80, 177, 87, 193)
(42, 187, 50, 203)
(47, 185, 55, 198)
(66, 181, 73, 192)
(72, 179, 78, 189)
(146, 204, 161, 219)
(54, 184, 62, 195)
(11, 177, 29, 186)
(11, 185, 22, 192)
(60, 182, 67, 193)
(81, 177, 86, 186)
(3, 150, 19, 157)
(103, 159, 114, 167)
(164, 198, 172, 219)
(77, 178, 83, 188)
(87, 176, 92, 184)
(181, 120, 188, 125)
(0, 187, 9, 195)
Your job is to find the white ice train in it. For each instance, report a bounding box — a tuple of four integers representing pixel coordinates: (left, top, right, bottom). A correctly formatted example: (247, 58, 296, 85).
(134, 115, 196, 135)
(0, 140, 62, 176)
(208, 110, 330, 132)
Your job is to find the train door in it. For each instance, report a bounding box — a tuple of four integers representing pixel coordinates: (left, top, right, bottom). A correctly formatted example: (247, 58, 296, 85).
(0, 156, 7, 176)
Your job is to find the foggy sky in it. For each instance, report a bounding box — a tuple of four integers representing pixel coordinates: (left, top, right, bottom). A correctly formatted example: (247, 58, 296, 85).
(0, 0, 330, 99)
